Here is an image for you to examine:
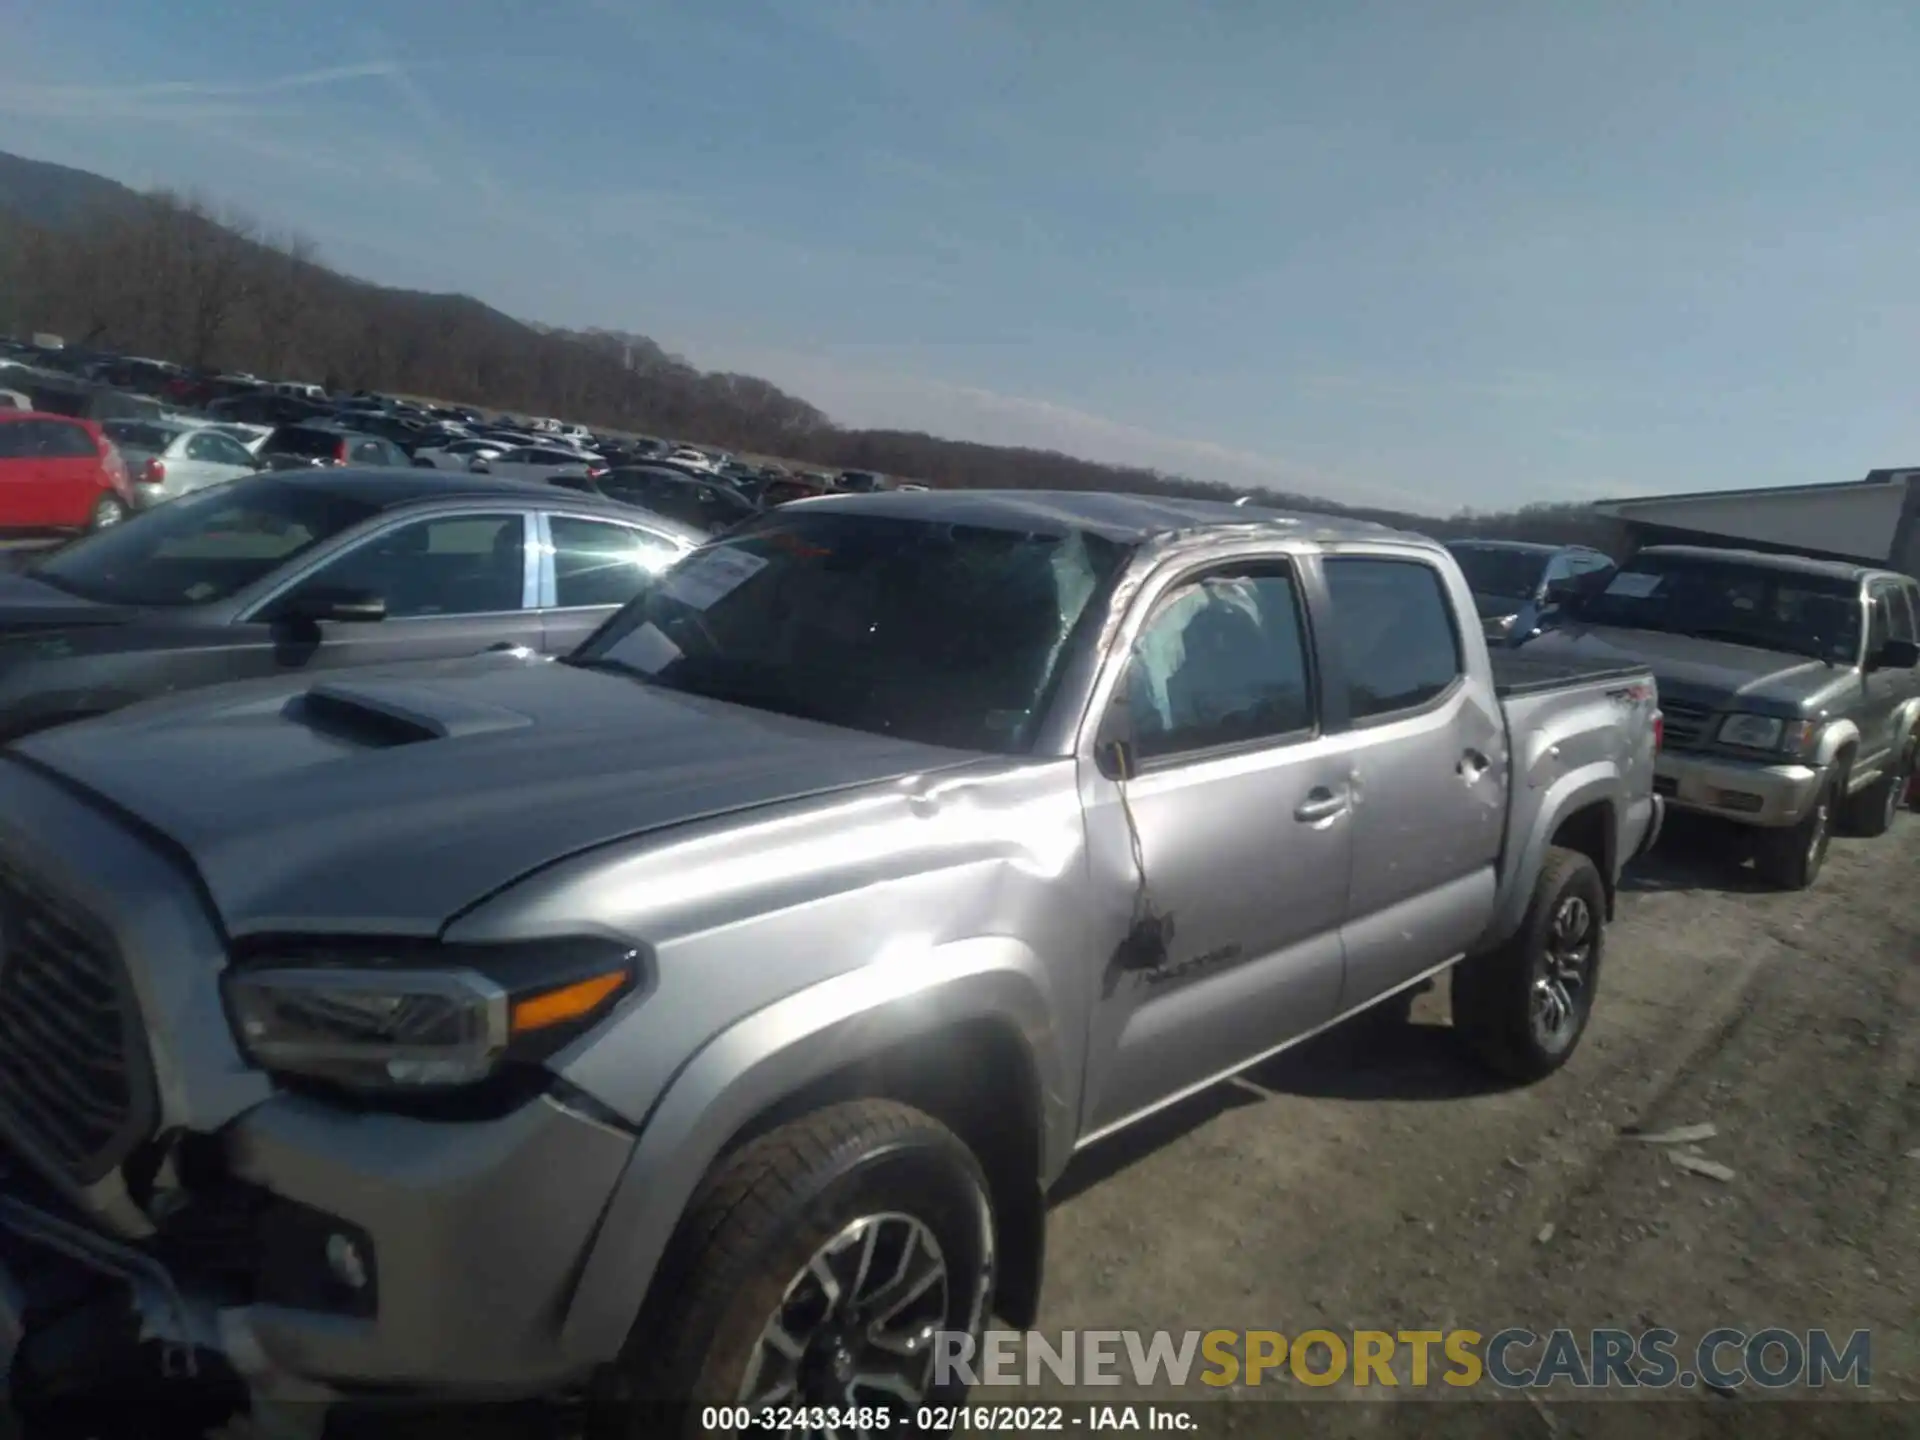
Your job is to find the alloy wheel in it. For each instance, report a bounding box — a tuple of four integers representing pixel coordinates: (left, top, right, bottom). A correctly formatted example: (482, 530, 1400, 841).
(1807, 793, 1831, 870)
(1530, 893, 1594, 1052)
(737, 1211, 951, 1418)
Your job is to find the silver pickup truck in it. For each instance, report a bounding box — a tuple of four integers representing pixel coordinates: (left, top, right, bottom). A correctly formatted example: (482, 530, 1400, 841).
(0, 491, 1662, 1436)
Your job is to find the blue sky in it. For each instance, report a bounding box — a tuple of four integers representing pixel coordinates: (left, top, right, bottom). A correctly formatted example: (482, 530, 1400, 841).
(3, 1, 1918, 514)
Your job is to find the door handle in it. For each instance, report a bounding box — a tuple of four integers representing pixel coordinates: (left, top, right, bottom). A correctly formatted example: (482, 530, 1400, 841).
(484, 642, 535, 658)
(1293, 787, 1349, 823)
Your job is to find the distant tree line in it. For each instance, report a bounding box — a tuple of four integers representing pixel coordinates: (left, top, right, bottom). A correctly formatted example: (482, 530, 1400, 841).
(0, 189, 1629, 553)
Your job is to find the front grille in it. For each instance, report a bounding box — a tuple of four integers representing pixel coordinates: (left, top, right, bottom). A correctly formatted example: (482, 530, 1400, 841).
(0, 859, 151, 1184)
(1658, 700, 1714, 751)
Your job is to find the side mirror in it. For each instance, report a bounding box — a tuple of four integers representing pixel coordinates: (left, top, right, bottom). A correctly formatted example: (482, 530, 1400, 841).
(1871, 637, 1919, 671)
(468, 457, 491, 474)
(1094, 737, 1138, 782)
(276, 586, 387, 625)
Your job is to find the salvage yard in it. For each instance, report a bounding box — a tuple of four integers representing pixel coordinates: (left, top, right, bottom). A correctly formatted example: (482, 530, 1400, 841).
(1020, 810, 1920, 1428)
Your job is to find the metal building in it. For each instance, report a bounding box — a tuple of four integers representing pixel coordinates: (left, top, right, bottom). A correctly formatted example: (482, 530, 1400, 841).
(1593, 467, 1920, 577)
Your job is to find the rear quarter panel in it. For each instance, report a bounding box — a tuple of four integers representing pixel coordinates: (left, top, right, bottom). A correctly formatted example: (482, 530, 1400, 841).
(1486, 673, 1659, 947)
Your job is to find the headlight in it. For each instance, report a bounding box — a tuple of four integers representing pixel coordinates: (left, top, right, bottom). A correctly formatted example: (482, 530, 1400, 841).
(223, 938, 638, 1093)
(1717, 714, 1817, 753)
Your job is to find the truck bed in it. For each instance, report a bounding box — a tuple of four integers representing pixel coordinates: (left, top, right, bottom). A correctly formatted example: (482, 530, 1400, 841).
(1490, 650, 1649, 699)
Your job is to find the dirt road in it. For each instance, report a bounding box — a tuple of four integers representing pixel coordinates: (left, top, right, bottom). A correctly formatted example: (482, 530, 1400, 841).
(1014, 812, 1920, 1434)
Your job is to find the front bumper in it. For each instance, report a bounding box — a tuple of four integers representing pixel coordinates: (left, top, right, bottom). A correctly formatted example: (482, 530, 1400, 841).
(1654, 750, 1825, 827)
(1, 1092, 636, 1408)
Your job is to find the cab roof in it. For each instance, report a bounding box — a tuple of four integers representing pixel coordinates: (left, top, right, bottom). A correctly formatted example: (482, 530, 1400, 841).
(796, 487, 1410, 547)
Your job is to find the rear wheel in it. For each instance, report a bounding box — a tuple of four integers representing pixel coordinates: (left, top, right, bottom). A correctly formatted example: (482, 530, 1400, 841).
(1754, 772, 1837, 889)
(589, 1100, 995, 1439)
(89, 493, 127, 530)
(1453, 846, 1606, 1083)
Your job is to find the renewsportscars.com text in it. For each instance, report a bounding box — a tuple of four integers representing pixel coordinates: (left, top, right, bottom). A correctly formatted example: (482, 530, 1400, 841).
(935, 1327, 1872, 1391)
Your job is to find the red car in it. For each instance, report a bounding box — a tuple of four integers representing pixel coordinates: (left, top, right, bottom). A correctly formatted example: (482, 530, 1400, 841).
(0, 411, 136, 535)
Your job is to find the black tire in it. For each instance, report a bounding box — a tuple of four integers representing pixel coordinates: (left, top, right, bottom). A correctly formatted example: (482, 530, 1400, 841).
(1840, 741, 1912, 838)
(1753, 771, 1838, 889)
(89, 493, 127, 530)
(589, 1099, 995, 1439)
(1452, 845, 1606, 1083)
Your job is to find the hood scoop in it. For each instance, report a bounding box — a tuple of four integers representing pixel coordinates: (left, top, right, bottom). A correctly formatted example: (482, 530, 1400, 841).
(287, 678, 537, 748)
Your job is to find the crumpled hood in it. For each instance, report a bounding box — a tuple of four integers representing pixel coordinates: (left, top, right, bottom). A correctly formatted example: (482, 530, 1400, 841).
(1523, 624, 1846, 711)
(12, 657, 980, 936)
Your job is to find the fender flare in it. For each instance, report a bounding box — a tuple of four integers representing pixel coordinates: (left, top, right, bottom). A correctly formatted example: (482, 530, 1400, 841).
(557, 936, 1066, 1365)
(1813, 719, 1862, 779)
(1894, 699, 1920, 758)
(1484, 762, 1619, 950)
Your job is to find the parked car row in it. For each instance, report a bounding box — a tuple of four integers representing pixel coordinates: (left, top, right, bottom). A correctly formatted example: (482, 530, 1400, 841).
(0, 337, 921, 543)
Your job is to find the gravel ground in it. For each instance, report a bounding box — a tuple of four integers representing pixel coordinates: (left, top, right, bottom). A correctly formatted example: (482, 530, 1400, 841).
(1014, 809, 1920, 1435)
(4, 811, 1916, 1439)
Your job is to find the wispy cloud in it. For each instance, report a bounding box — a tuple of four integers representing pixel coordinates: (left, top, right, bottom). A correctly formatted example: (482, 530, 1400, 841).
(0, 62, 402, 120)
(714, 348, 1437, 512)
(351, 30, 506, 212)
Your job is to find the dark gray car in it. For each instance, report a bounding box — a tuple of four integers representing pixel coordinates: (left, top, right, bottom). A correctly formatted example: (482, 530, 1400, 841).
(0, 468, 700, 741)
(1523, 544, 1920, 888)
(1446, 539, 1615, 646)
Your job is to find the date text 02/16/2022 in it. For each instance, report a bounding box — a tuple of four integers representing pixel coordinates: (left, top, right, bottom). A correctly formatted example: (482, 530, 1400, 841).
(697, 1405, 1196, 1431)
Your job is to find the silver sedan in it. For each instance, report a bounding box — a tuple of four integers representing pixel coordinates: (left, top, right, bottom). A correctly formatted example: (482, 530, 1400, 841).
(100, 419, 262, 508)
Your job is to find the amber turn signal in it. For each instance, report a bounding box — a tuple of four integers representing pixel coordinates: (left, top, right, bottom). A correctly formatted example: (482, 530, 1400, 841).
(510, 970, 628, 1034)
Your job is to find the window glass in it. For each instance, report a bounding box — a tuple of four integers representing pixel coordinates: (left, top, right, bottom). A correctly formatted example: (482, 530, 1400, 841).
(1325, 558, 1463, 719)
(0, 423, 28, 459)
(31, 479, 379, 606)
(1446, 544, 1547, 602)
(1877, 584, 1915, 644)
(1570, 552, 1616, 575)
(291, 513, 527, 618)
(1867, 589, 1892, 653)
(1899, 587, 1920, 644)
(264, 427, 342, 459)
(574, 512, 1126, 753)
(1120, 568, 1313, 759)
(1581, 556, 1861, 663)
(35, 420, 98, 458)
(1541, 552, 1577, 585)
(550, 516, 685, 607)
(187, 431, 247, 465)
(105, 421, 178, 452)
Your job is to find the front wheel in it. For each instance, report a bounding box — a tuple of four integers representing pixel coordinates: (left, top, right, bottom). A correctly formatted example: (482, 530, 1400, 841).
(1840, 743, 1911, 838)
(589, 1100, 996, 1439)
(1753, 772, 1837, 889)
(1452, 845, 1606, 1083)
